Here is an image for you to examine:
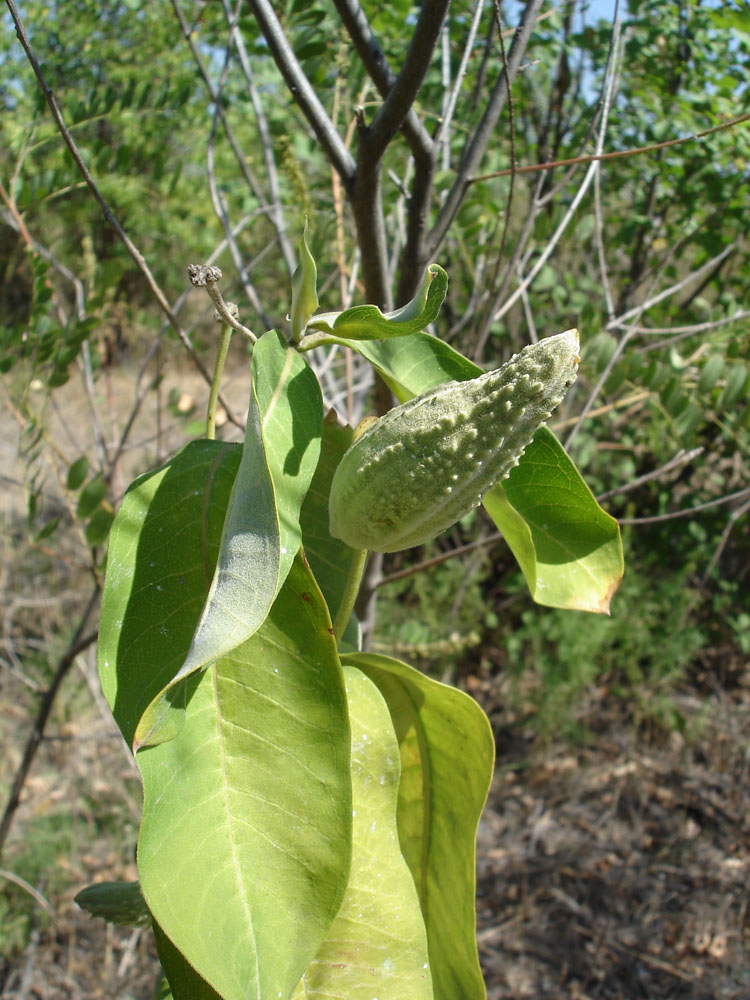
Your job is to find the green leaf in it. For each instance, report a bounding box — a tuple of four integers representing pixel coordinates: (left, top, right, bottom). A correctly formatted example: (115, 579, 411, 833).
(299, 409, 357, 623)
(302, 264, 448, 347)
(349, 334, 623, 612)
(352, 332, 480, 402)
(290, 666, 433, 1000)
(137, 554, 351, 1000)
(98, 439, 241, 747)
(483, 427, 623, 613)
(290, 218, 318, 341)
(66, 455, 89, 491)
(698, 353, 724, 394)
(344, 653, 493, 1000)
(135, 330, 323, 747)
(718, 362, 748, 410)
(154, 923, 224, 1000)
(85, 507, 113, 547)
(77, 474, 108, 519)
(75, 881, 150, 927)
(35, 516, 60, 542)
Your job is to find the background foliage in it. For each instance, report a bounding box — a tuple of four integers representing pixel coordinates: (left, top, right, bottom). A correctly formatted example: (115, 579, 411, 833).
(1, 0, 748, 992)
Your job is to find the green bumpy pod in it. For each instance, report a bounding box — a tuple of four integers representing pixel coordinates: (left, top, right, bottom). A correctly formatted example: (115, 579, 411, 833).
(329, 329, 580, 552)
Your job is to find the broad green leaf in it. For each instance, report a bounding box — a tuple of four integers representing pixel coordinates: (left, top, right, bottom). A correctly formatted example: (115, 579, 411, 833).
(291, 218, 318, 341)
(301, 264, 448, 348)
(483, 427, 623, 613)
(352, 331, 478, 401)
(345, 653, 493, 1000)
(135, 330, 323, 747)
(299, 409, 357, 623)
(154, 922, 225, 1000)
(347, 333, 623, 612)
(290, 666, 433, 1000)
(75, 881, 150, 927)
(98, 439, 240, 747)
(138, 554, 351, 1000)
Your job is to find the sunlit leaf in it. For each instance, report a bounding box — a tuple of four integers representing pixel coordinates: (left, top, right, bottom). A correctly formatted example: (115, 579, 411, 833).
(134, 330, 323, 747)
(345, 653, 493, 1000)
(301, 264, 448, 348)
(138, 555, 351, 1000)
(290, 666, 433, 1000)
(291, 218, 318, 341)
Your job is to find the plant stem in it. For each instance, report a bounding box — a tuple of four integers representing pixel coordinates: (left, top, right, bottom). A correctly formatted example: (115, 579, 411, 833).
(333, 548, 369, 644)
(207, 322, 232, 440)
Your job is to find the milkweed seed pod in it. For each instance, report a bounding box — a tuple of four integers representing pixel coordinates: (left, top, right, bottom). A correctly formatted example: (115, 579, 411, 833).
(329, 329, 580, 553)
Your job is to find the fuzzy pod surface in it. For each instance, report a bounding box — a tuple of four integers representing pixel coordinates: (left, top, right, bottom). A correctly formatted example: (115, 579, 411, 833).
(329, 329, 580, 553)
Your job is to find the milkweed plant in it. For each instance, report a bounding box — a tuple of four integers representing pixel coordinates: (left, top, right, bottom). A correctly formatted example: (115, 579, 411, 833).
(76, 230, 623, 1000)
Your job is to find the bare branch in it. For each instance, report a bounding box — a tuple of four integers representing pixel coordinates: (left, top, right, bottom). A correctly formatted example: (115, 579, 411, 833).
(221, 0, 296, 275)
(607, 243, 738, 332)
(330, 0, 433, 162)
(364, 0, 450, 161)
(434, 0, 485, 169)
(377, 532, 504, 588)
(426, 0, 546, 258)
(170, 0, 268, 206)
(247, 0, 355, 185)
(618, 488, 750, 526)
(476, 10, 622, 354)
(596, 448, 704, 502)
(205, 67, 272, 329)
(0, 587, 100, 857)
(470, 111, 750, 182)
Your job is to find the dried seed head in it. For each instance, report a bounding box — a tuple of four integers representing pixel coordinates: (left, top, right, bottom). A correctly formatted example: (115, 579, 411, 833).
(329, 329, 580, 552)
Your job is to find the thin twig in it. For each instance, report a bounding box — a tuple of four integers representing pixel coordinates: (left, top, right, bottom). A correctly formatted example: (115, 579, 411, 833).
(435, 0, 486, 168)
(170, 0, 268, 206)
(701, 497, 750, 583)
(594, 160, 616, 322)
(0, 588, 100, 858)
(204, 34, 271, 329)
(426, 0, 545, 258)
(480, 9, 622, 341)
(596, 447, 704, 502)
(377, 532, 504, 588)
(472, 0, 518, 360)
(606, 243, 737, 332)
(470, 111, 750, 182)
(221, 0, 296, 275)
(634, 309, 750, 353)
(618, 487, 750, 525)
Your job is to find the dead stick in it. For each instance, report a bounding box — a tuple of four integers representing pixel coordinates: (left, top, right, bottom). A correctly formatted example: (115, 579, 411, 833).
(0, 587, 100, 858)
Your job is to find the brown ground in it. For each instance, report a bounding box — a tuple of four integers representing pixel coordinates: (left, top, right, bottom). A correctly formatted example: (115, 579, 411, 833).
(1, 361, 748, 1000)
(475, 675, 750, 999)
